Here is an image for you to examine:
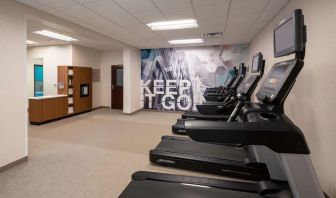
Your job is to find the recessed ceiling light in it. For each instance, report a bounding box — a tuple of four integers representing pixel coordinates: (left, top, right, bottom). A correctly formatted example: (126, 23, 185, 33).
(147, 19, 198, 31)
(33, 30, 77, 41)
(26, 40, 38, 45)
(168, 39, 204, 45)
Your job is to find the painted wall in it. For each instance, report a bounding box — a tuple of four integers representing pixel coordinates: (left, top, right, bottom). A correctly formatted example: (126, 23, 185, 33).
(248, 0, 336, 196)
(100, 50, 123, 107)
(72, 45, 102, 108)
(0, 0, 27, 167)
(123, 47, 142, 113)
(27, 45, 72, 96)
(141, 45, 249, 111)
(27, 45, 102, 108)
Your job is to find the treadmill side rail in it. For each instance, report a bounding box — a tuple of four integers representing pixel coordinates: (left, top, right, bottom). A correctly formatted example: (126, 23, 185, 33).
(185, 115, 309, 154)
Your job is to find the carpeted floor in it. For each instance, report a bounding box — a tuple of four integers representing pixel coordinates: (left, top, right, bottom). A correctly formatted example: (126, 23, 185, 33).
(0, 109, 227, 198)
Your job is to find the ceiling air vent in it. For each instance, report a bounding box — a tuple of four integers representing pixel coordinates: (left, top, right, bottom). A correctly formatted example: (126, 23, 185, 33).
(202, 32, 223, 39)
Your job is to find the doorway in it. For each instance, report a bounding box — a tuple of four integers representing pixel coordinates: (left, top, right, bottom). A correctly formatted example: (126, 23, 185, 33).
(111, 65, 123, 109)
(34, 64, 43, 97)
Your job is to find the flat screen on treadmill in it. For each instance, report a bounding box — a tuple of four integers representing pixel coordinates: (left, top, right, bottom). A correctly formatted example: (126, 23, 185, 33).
(252, 56, 259, 72)
(224, 70, 235, 86)
(238, 76, 256, 93)
(274, 17, 295, 54)
(264, 65, 289, 88)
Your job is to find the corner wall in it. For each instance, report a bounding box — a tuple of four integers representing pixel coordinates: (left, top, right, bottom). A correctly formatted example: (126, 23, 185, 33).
(72, 45, 102, 108)
(27, 45, 72, 96)
(0, 0, 27, 168)
(248, 0, 336, 196)
(123, 47, 142, 113)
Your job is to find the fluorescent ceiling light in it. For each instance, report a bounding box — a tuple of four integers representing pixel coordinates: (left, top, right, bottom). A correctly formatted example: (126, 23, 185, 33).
(33, 30, 77, 41)
(147, 19, 198, 30)
(168, 39, 204, 45)
(26, 40, 38, 45)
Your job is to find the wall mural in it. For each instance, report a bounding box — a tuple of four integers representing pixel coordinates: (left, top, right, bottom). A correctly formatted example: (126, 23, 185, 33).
(140, 45, 249, 111)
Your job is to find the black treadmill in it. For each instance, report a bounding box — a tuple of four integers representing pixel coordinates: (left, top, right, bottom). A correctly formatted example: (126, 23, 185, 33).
(120, 9, 326, 198)
(204, 63, 246, 102)
(151, 58, 281, 181)
(203, 67, 238, 98)
(172, 54, 264, 135)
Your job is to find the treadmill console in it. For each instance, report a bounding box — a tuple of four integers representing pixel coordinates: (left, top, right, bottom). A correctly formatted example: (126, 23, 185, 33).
(251, 52, 263, 73)
(256, 59, 303, 105)
(230, 63, 246, 88)
(237, 75, 258, 95)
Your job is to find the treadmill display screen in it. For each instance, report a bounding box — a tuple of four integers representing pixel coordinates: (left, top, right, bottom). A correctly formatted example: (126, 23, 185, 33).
(265, 65, 288, 88)
(274, 17, 295, 54)
(252, 56, 259, 72)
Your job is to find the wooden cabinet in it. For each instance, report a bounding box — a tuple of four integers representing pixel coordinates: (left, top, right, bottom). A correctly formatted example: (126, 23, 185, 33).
(58, 66, 92, 115)
(29, 96, 68, 124)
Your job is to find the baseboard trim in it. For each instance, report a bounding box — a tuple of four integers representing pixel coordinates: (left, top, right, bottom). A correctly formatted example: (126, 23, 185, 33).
(0, 156, 28, 173)
(123, 108, 143, 115)
(30, 110, 92, 125)
(92, 106, 110, 111)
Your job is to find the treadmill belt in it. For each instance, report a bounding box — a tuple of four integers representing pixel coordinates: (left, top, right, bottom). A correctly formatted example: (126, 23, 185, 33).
(182, 112, 229, 120)
(155, 136, 246, 162)
(119, 172, 263, 198)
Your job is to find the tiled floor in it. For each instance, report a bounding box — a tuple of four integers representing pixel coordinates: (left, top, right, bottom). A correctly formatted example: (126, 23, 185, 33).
(0, 109, 224, 198)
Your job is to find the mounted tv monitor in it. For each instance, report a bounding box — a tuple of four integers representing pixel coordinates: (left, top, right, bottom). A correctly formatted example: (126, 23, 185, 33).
(251, 52, 263, 73)
(274, 9, 306, 58)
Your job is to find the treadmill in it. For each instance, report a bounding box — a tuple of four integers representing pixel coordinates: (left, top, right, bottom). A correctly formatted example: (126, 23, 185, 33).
(120, 10, 327, 198)
(203, 67, 238, 98)
(172, 54, 263, 135)
(151, 57, 269, 180)
(204, 63, 246, 102)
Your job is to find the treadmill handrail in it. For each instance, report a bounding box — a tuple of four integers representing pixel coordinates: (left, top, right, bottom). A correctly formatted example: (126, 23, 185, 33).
(185, 115, 309, 154)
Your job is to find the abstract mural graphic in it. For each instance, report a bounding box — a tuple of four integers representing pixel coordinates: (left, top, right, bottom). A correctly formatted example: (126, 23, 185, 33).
(140, 45, 248, 111)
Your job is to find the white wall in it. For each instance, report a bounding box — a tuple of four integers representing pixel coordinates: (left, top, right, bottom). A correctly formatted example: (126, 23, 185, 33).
(248, 0, 336, 196)
(100, 50, 123, 107)
(27, 45, 102, 108)
(0, 0, 27, 167)
(27, 45, 72, 96)
(72, 45, 102, 108)
(123, 47, 142, 113)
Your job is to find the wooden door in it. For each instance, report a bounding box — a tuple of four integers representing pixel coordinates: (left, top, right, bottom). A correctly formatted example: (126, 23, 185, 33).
(111, 65, 123, 109)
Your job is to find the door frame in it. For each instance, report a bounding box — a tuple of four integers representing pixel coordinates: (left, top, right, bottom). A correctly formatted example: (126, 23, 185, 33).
(111, 65, 123, 109)
(33, 64, 43, 97)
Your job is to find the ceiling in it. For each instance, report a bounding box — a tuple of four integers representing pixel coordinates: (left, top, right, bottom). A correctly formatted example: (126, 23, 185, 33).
(19, 0, 290, 49)
(26, 16, 127, 50)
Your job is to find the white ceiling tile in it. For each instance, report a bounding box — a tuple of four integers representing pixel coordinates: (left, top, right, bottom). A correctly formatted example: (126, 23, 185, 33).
(156, 31, 181, 40)
(114, 0, 158, 13)
(264, 0, 290, 12)
(83, 0, 126, 17)
(178, 28, 202, 38)
(152, 0, 192, 10)
(162, 8, 195, 20)
(74, 0, 106, 3)
(194, 3, 229, 18)
(35, 0, 77, 8)
(230, 0, 269, 15)
(197, 17, 225, 33)
(135, 11, 166, 23)
(17, 0, 50, 10)
(57, 4, 99, 19)
(192, 0, 230, 6)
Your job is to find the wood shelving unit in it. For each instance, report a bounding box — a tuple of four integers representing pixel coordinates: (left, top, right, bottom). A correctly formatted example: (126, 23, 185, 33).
(58, 66, 92, 115)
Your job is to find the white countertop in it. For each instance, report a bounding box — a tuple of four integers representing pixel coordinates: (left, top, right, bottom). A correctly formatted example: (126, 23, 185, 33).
(29, 95, 67, 100)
